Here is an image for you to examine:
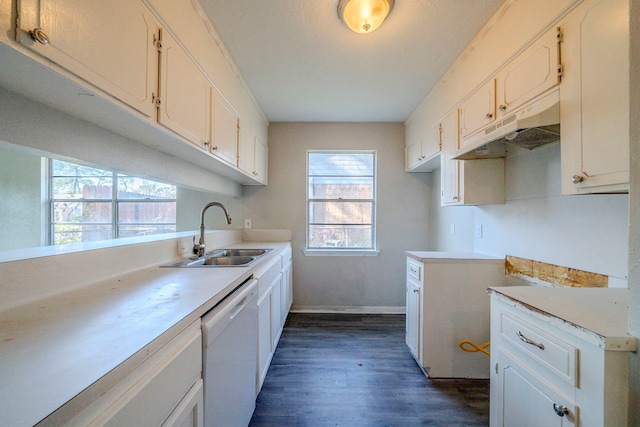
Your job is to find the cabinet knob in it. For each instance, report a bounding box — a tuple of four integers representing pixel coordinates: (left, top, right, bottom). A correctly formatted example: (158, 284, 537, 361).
(553, 403, 569, 417)
(28, 28, 49, 45)
(485, 113, 493, 120)
(211, 145, 218, 151)
(571, 174, 584, 184)
(413, 288, 419, 293)
(499, 104, 507, 112)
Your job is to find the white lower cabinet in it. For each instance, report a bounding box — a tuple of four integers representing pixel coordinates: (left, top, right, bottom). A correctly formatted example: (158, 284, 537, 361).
(255, 246, 293, 394)
(405, 253, 505, 378)
(69, 320, 203, 427)
(490, 293, 631, 427)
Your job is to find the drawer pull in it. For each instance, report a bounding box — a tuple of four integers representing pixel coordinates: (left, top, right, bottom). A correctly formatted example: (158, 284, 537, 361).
(517, 330, 545, 350)
(553, 403, 569, 417)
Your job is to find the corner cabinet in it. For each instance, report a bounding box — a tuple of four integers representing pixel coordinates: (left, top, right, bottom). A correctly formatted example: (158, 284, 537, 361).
(489, 288, 636, 427)
(405, 122, 441, 172)
(405, 252, 505, 379)
(238, 124, 268, 184)
(17, 0, 159, 119)
(559, 0, 629, 194)
(440, 110, 505, 206)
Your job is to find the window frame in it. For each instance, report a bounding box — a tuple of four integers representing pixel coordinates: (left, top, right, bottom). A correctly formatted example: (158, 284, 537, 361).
(304, 150, 379, 256)
(48, 159, 177, 245)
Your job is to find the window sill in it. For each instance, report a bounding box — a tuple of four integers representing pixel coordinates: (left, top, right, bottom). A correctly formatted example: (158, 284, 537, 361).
(303, 249, 380, 257)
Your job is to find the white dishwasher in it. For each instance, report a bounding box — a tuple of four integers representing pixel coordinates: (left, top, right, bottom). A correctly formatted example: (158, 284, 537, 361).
(202, 277, 258, 427)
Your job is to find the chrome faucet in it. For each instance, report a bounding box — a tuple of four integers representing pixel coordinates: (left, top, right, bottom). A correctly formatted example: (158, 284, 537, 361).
(193, 202, 232, 257)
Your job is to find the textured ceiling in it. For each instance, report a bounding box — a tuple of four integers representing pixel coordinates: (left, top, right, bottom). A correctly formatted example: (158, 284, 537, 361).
(197, 0, 505, 122)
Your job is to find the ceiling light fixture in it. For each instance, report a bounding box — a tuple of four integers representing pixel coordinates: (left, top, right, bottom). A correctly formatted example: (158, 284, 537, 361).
(337, 0, 395, 34)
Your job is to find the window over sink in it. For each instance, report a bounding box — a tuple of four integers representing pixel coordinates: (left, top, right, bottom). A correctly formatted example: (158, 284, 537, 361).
(305, 151, 378, 255)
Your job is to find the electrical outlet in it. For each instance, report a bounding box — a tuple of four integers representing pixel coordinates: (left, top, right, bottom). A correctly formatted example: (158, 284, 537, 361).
(475, 224, 483, 238)
(244, 218, 252, 229)
(450, 224, 455, 236)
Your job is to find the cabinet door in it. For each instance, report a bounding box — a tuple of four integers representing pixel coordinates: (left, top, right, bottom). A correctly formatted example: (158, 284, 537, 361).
(560, 0, 629, 194)
(405, 281, 420, 361)
(271, 274, 283, 350)
(17, 0, 158, 118)
(496, 27, 560, 118)
(257, 287, 273, 393)
(211, 93, 239, 166)
(237, 125, 255, 175)
(440, 110, 460, 205)
(253, 136, 268, 183)
(158, 30, 211, 149)
(162, 379, 203, 427)
(493, 352, 578, 427)
(406, 137, 423, 170)
(459, 79, 496, 141)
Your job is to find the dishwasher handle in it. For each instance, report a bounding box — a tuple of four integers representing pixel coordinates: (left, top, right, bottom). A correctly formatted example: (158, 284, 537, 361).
(202, 278, 258, 346)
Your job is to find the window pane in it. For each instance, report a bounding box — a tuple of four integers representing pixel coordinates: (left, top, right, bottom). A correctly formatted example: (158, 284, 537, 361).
(52, 160, 111, 177)
(53, 201, 112, 223)
(118, 202, 177, 224)
(118, 225, 176, 238)
(309, 201, 372, 224)
(52, 178, 113, 200)
(117, 176, 176, 199)
(309, 153, 374, 176)
(53, 224, 112, 245)
(308, 225, 373, 249)
(308, 177, 373, 199)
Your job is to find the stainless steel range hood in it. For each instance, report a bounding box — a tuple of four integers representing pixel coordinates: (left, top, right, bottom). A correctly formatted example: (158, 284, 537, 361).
(453, 89, 560, 160)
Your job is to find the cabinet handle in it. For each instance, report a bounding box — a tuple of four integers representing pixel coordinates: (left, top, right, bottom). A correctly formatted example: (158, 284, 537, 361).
(499, 104, 507, 112)
(571, 174, 584, 184)
(211, 145, 218, 151)
(553, 403, 569, 417)
(516, 330, 544, 350)
(485, 113, 493, 120)
(29, 28, 49, 45)
(413, 288, 419, 293)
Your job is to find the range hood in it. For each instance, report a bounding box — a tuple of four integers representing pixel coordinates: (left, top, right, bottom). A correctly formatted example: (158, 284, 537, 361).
(453, 89, 560, 160)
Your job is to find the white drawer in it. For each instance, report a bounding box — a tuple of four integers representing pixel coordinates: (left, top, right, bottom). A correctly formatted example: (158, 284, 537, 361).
(407, 259, 422, 282)
(500, 312, 577, 386)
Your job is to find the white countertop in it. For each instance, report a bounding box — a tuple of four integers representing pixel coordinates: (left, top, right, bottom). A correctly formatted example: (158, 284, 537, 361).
(488, 286, 637, 352)
(406, 251, 504, 262)
(0, 242, 289, 427)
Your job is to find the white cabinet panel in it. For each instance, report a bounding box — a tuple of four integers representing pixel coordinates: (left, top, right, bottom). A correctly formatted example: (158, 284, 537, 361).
(238, 124, 268, 184)
(441, 109, 505, 206)
(406, 123, 441, 172)
(496, 27, 560, 118)
(162, 379, 203, 427)
(211, 93, 239, 166)
(256, 286, 273, 394)
(17, 0, 159, 118)
(560, 0, 629, 193)
(158, 30, 211, 150)
(459, 79, 496, 141)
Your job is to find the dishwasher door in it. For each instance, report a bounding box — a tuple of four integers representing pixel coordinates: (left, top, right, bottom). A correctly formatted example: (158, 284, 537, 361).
(201, 278, 258, 427)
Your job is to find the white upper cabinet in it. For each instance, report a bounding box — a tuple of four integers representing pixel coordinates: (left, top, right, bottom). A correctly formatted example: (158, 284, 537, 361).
(157, 29, 211, 150)
(459, 79, 496, 142)
(17, 0, 159, 118)
(559, 0, 629, 194)
(238, 123, 268, 184)
(441, 109, 505, 206)
(406, 122, 441, 172)
(495, 27, 561, 119)
(211, 93, 239, 166)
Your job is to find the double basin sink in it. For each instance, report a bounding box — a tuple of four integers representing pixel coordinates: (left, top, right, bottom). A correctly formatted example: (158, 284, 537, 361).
(162, 248, 271, 268)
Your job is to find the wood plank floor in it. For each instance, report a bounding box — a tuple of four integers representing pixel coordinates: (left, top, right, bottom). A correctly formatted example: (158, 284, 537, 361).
(250, 313, 490, 427)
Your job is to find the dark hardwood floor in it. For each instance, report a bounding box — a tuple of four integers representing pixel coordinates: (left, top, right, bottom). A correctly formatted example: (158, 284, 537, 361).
(250, 313, 490, 427)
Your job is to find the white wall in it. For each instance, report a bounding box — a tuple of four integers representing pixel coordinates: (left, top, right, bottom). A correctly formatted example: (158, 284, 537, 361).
(627, 0, 639, 424)
(0, 145, 42, 250)
(176, 187, 241, 232)
(242, 122, 434, 311)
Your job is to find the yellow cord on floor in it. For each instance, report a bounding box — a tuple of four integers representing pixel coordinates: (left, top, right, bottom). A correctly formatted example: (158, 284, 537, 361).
(458, 340, 491, 356)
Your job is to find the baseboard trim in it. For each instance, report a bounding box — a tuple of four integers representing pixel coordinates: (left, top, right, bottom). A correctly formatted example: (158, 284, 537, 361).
(290, 306, 405, 314)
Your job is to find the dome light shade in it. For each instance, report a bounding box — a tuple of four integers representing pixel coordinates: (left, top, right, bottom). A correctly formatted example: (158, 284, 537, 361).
(337, 0, 395, 34)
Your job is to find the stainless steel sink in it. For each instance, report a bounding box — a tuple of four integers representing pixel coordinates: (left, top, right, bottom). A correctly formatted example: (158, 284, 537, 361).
(161, 248, 271, 268)
(207, 249, 271, 257)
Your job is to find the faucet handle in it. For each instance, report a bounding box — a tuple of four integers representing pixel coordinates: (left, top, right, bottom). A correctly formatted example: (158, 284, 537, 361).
(192, 236, 205, 257)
